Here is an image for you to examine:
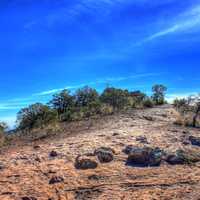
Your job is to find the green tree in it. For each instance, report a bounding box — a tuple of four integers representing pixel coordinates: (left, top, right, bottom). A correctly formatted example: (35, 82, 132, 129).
(75, 86, 99, 107)
(49, 89, 75, 116)
(75, 86, 101, 117)
(17, 103, 57, 130)
(152, 84, 167, 105)
(100, 87, 129, 110)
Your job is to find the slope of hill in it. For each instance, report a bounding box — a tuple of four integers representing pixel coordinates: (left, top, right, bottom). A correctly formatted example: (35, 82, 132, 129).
(1, 105, 200, 200)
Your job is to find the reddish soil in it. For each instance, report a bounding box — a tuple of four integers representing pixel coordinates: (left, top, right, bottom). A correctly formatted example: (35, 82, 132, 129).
(1, 106, 200, 200)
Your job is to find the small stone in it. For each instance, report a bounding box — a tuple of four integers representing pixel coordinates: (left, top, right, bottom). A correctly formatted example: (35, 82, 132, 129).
(22, 197, 37, 200)
(143, 115, 154, 121)
(35, 156, 41, 162)
(112, 132, 119, 136)
(189, 136, 200, 147)
(33, 145, 40, 150)
(182, 140, 190, 145)
(49, 151, 58, 157)
(75, 155, 98, 170)
(94, 147, 114, 163)
(94, 147, 115, 155)
(49, 176, 64, 184)
(136, 136, 149, 144)
(0, 162, 5, 170)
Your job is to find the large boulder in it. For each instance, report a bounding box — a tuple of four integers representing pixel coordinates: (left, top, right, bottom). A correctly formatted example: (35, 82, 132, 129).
(165, 149, 200, 165)
(126, 147, 163, 167)
(189, 136, 200, 147)
(94, 147, 114, 163)
(75, 155, 98, 170)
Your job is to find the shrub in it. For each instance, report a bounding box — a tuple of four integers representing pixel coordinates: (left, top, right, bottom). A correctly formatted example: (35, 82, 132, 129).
(0, 122, 8, 146)
(17, 103, 57, 130)
(100, 104, 114, 115)
(130, 91, 146, 106)
(143, 98, 154, 108)
(173, 95, 200, 128)
(152, 84, 167, 105)
(173, 98, 187, 110)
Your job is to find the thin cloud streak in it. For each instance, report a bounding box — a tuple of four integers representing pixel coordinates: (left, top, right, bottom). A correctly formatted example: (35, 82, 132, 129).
(140, 4, 200, 43)
(35, 73, 161, 96)
(0, 73, 160, 111)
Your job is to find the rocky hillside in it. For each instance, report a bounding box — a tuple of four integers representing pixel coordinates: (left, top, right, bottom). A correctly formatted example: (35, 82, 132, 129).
(1, 105, 200, 200)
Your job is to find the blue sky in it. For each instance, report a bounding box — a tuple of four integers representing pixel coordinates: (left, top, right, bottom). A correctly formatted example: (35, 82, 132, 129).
(0, 0, 200, 127)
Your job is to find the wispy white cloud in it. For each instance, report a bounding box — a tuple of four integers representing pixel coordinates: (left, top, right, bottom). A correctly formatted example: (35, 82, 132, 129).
(35, 73, 161, 96)
(143, 4, 200, 42)
(24, 0, 132, 30)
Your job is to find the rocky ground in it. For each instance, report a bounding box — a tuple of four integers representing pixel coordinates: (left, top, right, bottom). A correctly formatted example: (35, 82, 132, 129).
(1, 105, 200, 200)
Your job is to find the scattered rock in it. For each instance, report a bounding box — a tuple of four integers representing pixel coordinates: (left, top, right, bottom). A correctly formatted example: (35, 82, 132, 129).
(0, 162, 5, 170)
(168, 129, 178, 133)
(88, 174, 104, 181)
(94, 147, 115, 155)
(136, 136, 149, 144)
(165, 149, 200, 165)
(112, 132, 120, 136)
(49, 151, 58, 157)
(33, 145, 40, 150)
(94, 147, 114, 163)
(35, 156, 41, 162)
(143, 115, 154, 121)
(98, 134, 106, 137)
(182, 140, 190, 145)
(189, 136, 200, 147)
(126, 147, 163, 167)
(75, 155, 98, 170)
(22, 197, 37, 200)
(97, 151, 113, 163)
(49, 176, 64, 184)
(97, 152, 113, 163)
(165, 153, 185, 165)
(183, 130, 190, 135)
(1, 192, 13, 195)
(75, 188, 102, 200)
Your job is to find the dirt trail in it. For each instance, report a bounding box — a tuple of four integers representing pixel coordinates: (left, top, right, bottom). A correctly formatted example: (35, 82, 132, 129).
(1, 106, 200, 200)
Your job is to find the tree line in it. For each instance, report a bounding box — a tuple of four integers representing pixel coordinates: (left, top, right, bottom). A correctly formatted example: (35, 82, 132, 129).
(16, 84, 167, 131)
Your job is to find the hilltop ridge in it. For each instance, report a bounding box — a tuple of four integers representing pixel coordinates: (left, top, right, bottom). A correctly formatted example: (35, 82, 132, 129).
(1, 105, 200, 200)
